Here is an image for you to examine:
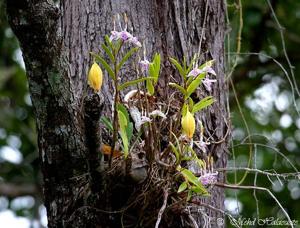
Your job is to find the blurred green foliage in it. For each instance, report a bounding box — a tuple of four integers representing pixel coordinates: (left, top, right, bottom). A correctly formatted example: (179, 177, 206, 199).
(0, 0, 41, 222)
(226, 0, 300, 226)
(0, 0, 300, 226)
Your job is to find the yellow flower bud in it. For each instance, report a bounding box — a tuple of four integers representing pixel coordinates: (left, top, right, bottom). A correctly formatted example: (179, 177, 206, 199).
(181, 110, 195, 138)
(88, 62, 103, 92)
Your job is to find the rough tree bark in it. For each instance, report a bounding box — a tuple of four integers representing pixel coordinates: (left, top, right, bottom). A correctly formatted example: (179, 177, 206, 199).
(6, 0, 228, 227)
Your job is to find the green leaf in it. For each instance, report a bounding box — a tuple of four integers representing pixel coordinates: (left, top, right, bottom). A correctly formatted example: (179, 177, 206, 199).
(149, 64, 156, 79)
(191, 186, 209, 195)
(185, 73, 206, 99)
(118, 77, 155, 90)
(153, 53, 161, 82)
(168, 83, 186, 96)
(126, 122, 134, 143)
(100, 117, 113, 132)
(146, 80, 154, 95)
(104, 35, 114, 52)
(188, 97, 194, 111)
(149, 53, 161, 84)
(180, 169, 202, 188)
(119, 130, 129, 158)
(192, 96, 215, 113)
(169, 57, 185, 79)
(145, 53, 161, 93)
(118, 111, 129, 158)
(117, 103, 130, 123)
(90, 52, 115, 80)
(181, 103, 188, 116)
(117, 104, 133, 146)
(178, 182, 188, 193)
(118, 110, 128, 128)
(180, 169, 207, 195)
(102, 43, 114, 62)
(181, 156, 192, 161)
(187, 190, 193, 201)
(117, 47, 139, 71)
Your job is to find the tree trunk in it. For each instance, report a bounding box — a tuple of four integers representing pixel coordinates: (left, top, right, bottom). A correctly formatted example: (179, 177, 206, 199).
(6, 0, 228, 227)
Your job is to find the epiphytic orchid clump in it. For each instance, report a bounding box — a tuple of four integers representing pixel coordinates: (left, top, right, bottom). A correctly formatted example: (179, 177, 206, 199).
(87, 17, 218, 214)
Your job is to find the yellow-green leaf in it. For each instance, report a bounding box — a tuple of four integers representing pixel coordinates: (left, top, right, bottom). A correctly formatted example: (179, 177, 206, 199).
(178, 182, 188, 193)
(118, 111, 129, 158)
(188, 97, 194, 111)
(117, 103, 129, 124)
(181, 169, 202, 188)
(146, 80, 154, 95)
(101, 43, 114, 62)
(185, 73, 205, 99)
(192, 96, 215, 113)
(169, 57, 185, 79)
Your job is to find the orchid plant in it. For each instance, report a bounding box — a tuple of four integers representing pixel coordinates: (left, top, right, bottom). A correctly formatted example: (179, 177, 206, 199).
(88, 24, 218, 201)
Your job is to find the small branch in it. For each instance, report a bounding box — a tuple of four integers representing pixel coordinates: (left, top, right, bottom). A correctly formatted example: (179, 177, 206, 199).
(0, 183, 39, 197)
(217, 167, 300, 179)
(155, 188, 168, 228)
(233, 141, 299, 173)
(215, 182, 294, 228)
